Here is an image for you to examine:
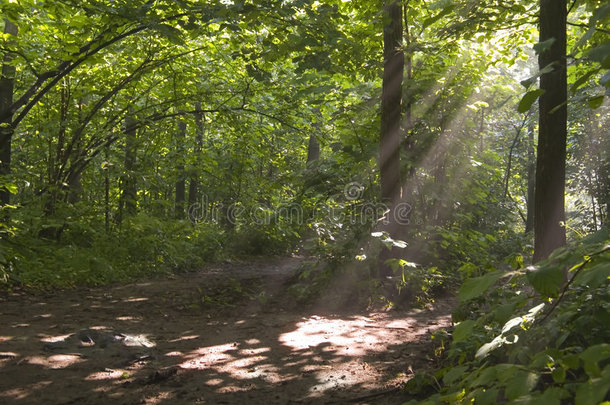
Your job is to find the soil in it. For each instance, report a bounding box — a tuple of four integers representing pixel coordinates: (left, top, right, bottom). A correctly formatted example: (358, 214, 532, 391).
(0, 257, 454, 404)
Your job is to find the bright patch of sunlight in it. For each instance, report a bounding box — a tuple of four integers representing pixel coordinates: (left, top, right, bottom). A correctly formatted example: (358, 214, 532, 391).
(85, 369, 125, 381)
(205, 378, 224, 386)
(164, 351, 183, 357)
(115, 316, 142, 321)
(169, 335, 200, 343)
(26, 354, 85, 369)
(122, 297, 148, 303)
(279, 315, 382, 356)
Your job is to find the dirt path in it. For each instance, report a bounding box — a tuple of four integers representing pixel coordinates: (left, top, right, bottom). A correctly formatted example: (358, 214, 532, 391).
(0, 257, 453, 404)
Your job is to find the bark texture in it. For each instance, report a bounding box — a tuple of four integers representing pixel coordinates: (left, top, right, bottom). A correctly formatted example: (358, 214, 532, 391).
(534, 0, 567, 262)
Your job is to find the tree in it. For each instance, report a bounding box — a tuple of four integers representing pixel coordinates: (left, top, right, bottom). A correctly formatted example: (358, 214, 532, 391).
(174, 119, 187, 219)
(118, 110, 138, 223)
(533, 0, 567, 262)
(0, 19, 17, 207)
(379, 0, 403, 205)
(378, 0, 404, 277)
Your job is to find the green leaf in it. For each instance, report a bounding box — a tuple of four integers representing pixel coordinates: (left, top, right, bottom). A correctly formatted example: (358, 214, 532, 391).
(505, 370, 539, 400)
(575, 376, 610, 405)
(573, 5, 610, 51)
(152, 23, 184, 45)
(588, 95, 605, 109)
(586, 43, 610, 67)
(452, 320, 476, 342)
(422, 5, 455, 29)
(533, 38, 555, 55)
(529, 387, 569, 405)
(575, 261, 610, 287)
(458, 271, 502, 302)
(570, 68, 600, 93)
(3, 183, 18, 194)
(580, 344, 610, 378)
(526, 264, 563, 298)
(442, 365, 469, 385)
(552, 367, 566, 383)
(518, 89, 545, 113)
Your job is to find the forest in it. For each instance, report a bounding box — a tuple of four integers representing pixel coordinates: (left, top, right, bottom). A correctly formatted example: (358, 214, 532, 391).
(0, 0, 609, 403)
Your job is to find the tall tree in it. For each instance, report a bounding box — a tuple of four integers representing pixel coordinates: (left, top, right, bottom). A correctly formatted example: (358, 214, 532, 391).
(175, 119, 187, 219)
(380, 0, 403, 204)
(188, 103, 205, 211)
(533, 0, 567, 262)
(118, 111, 138, 223)
(0, 19, 18, 207)
(525, 118, 536, 234)
(379, 0, 404, 277)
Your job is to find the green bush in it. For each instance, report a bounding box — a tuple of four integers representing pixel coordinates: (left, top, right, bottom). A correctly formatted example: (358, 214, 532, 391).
(405, 228, 610, 404)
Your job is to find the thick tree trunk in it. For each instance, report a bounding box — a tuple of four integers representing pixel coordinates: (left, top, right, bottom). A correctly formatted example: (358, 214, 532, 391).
(175, 120, 186, 219)
(379, 0, 403, 277)
(380, 1, 403, 204)
(534, 0, 567, 262)
(0, 19, 18, 207)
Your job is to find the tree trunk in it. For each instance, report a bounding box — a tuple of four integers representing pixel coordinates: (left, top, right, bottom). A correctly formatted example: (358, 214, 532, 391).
(525, 118, 536, 233)
(534, 0, 567, 262)
(306, 135, 320, 164)
(175, 120, 186, 219)
(104, 145, 110, 232)
(379, 0, 403, 277)
(118, 111, 137, 223)
(380, 1, 403, 204)
(188, 104, 204, 213)
(0, 19, 18, 207)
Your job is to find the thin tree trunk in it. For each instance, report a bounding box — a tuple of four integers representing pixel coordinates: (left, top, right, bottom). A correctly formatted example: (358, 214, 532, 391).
(104, 145, 110, 232)
(175, 120, 186, 219)
(188, 104, 204, 212)
(534, 0, 567, 262)
(118, 111, 137, 223)
(0, 19, 18, 208)
(525, 118, 535, 233)
(306, 135, 320, 164)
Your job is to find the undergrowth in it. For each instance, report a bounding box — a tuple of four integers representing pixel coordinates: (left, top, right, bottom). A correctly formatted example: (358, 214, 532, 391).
(404, 228, 610, 404)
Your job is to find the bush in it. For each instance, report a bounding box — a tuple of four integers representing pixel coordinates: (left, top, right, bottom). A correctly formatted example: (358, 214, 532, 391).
(405, 228, 610, 404)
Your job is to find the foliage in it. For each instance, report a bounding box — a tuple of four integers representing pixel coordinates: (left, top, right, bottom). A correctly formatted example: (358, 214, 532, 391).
(404, 229, 610, 404)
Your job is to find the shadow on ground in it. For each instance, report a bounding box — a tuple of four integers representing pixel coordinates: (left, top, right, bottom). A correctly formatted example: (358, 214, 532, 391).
(0, 257, 453, 404)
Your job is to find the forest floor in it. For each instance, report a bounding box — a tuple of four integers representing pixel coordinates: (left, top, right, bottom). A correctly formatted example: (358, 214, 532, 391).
(0, 257, 454, 404)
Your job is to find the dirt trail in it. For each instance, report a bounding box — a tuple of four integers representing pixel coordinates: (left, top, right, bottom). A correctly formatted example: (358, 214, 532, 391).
(0, 257, 453, 404)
